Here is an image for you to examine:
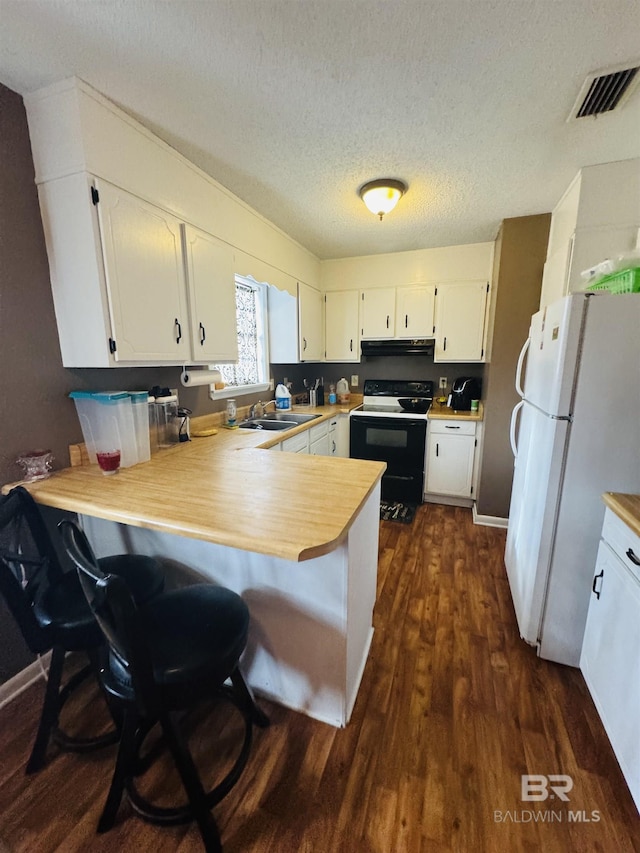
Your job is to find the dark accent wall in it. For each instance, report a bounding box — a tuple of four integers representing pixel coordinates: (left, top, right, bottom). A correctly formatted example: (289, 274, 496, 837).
(476, 215, 551, 519)
(272, 358, 485, 400)
(0, 84, 240, 684)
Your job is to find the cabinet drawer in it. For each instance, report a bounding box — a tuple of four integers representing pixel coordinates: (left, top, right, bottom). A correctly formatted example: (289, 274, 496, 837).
(428, 419, 476, 437)
(281, 431, 309, 453)
(602, 508, 640, 583)
(309, 420, 329, 442)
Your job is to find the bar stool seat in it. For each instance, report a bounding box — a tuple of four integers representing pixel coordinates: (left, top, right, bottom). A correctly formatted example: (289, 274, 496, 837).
(60, 518, 269, 853)
(0, 486, 165, 773)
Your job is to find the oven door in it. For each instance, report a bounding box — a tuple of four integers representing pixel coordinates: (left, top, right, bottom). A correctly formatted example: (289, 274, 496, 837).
(350, 415, 426, 503)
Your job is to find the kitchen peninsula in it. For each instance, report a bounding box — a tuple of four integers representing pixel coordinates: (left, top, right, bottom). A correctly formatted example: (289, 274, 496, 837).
(5, 416, 385, 727)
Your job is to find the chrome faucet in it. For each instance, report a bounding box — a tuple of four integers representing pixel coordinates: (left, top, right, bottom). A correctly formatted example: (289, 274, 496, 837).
(249, 399, 277, 419)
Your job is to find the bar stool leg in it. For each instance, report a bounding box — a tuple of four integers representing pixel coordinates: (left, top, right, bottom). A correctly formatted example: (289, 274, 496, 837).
(230, 667, 270, 728)
(26, 645, 65, 773)
(98, 709, 139, 833)
(160, 710, 222, 853)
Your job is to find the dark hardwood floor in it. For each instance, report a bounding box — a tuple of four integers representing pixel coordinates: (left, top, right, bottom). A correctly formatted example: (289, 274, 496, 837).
(1, 503, 638, 851)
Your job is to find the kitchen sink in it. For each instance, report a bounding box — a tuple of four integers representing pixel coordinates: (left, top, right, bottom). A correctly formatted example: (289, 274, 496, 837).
(260, 412, 321, 424)
(238, 410, 322, 431)
(238, 418, 297, 431)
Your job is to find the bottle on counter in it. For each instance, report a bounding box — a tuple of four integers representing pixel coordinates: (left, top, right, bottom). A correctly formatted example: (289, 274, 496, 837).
(329, 384, 337, 405)
(275, 383, 291, 410)
(336, 377, 350, 404)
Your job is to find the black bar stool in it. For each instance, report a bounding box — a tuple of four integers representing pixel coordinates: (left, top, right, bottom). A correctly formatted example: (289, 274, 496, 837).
(0, 486, 165, 773)
(60, 518, 269, 853)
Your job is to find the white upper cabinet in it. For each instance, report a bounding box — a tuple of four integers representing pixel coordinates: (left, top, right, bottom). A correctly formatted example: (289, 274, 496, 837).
(433, 281, 489, 362)
(24, 77, 321, 367)
(359, 288, 396, 339)
(540, 159, 640, 308)
(298, 282, 324, 361)
(325, 291, 360, 361)
(96, 179, 188, 362)
(358, 284, 435, 340)
(395, 285, 435, 338)
(37, 174, 238, 367)
(267, 282, 324, 363)
(182, 224, 237, 362)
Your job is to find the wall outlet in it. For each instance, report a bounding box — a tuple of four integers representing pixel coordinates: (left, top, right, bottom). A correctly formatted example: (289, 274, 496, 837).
(439, 377, 448, 390)
(269, 378, 274, 391)
(350, 375, 359, 387)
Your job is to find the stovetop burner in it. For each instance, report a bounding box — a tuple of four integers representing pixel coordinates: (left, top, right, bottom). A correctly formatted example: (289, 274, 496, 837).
(351, 379, 434, 418)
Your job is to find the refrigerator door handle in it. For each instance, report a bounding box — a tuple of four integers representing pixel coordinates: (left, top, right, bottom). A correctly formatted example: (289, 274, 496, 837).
(515, 336, 531, 398)
(509, 400, 525, 458)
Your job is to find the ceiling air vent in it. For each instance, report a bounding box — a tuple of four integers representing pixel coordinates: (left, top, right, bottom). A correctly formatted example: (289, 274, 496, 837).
(568, 62, 640, 121)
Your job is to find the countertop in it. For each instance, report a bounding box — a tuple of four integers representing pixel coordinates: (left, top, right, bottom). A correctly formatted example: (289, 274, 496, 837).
(4, 401, 385, 563)
(427, 401, 484, 421)
(603, 493, 640, 538)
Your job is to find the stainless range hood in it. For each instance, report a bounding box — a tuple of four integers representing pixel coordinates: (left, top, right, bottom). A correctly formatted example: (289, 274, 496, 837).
(361, 339, 435, 357)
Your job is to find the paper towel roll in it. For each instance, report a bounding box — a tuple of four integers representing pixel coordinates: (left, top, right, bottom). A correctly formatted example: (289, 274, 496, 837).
(180, 368, 223, 387)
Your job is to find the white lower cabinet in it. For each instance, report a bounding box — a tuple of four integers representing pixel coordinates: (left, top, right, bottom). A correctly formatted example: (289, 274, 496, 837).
(309, 420, 330, 455)
(281, 431, 310, 454)
(425, 420, 477, 499)
(581, 508, 640, 812)
(329, 415, 349, 458)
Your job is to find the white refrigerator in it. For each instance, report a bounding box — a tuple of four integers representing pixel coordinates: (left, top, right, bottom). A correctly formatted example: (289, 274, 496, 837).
(505, 292, 640, 667)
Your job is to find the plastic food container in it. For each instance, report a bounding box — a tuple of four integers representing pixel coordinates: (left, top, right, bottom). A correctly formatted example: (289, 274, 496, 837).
(69, 391, 138, 468)
(128, 391, 151, 463)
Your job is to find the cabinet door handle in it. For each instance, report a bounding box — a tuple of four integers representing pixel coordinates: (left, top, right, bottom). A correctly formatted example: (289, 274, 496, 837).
(592, 568, 604, 600)
(175, 318, 182, 344)
(436, 443, 439, 457)
(626, 548, 640, 566)
(443, 336, 447, 351)
(303, 337, 307, 351)
(350, 339, 353, 351)
(332, 440, 336, 453)
(405, 314, 408, 328)
(445, 425, 460, 429)
(386, 315, 389, 328)
(199, 322, 206, 345)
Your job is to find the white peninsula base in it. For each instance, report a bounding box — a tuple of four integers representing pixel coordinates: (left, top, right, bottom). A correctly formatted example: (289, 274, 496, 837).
(81, 481, 380, 728)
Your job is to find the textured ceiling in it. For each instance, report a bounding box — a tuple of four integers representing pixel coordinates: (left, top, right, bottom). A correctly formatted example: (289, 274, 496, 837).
(1, 0, 639, 260)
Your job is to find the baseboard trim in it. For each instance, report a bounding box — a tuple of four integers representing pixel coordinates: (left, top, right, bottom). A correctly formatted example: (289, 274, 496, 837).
(0, 653, 50, 710)
(423, 495, 473, 508)
(472, 505, 509, 528)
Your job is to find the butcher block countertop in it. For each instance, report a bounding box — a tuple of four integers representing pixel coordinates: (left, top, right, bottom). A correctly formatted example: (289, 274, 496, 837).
(3, 402, 384, 563)
(603, 493, 640, 538)
(428, 401, 484, 421)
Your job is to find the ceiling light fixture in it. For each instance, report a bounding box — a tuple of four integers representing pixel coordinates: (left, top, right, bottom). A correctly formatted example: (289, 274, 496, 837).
(359, 179, 407, 220)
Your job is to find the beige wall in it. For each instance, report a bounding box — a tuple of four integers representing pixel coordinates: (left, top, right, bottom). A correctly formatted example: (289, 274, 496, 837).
(476, 214, 551, 519)
(320, 241, 494, 290)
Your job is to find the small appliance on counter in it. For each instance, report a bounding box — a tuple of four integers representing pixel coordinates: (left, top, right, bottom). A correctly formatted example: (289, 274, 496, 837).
(448, 377, 482, 411)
